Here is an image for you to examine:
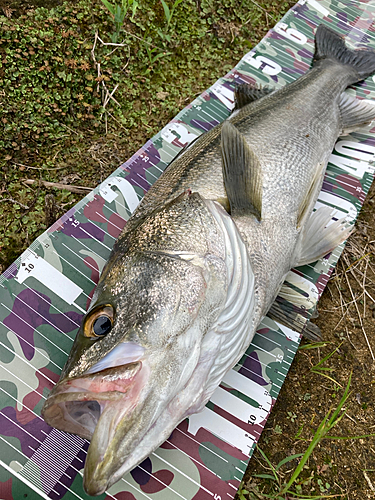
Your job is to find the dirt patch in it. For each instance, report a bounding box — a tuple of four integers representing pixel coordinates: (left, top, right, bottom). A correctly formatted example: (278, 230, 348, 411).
(0, 0, 64, 17)
(241, 182, 375, 498)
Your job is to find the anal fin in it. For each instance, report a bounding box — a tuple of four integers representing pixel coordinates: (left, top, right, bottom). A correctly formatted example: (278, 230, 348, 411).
(221, 121, 262, 219)
(339, 93, 375, 135)
(294, 206, 352, 268)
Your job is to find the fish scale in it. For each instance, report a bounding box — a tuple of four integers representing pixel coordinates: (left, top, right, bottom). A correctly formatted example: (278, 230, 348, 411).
(1, 1, 375, 499)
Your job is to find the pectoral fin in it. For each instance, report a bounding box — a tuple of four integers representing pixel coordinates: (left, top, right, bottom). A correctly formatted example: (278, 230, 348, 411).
(294, 206, 352, 267)
(221, 121, 262, 219)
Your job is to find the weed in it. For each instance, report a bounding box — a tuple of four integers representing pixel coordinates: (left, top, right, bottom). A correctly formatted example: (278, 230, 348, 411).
(101, 0, 138, 41)
(286, 411, 297, 423)
(238, 484, 250, 500)
(278, 375, 352, 496)
(145, 45, 172, 67)
(317, 479, 331, 493)
(160, 0, 185, 30)
(245, 374, 374, 499)
(310, 343, 343, 386)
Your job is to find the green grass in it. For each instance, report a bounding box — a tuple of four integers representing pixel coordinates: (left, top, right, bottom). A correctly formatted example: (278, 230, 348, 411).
(244, 374, 375, 499)
(0, 0, 295, 273)
(244, 376, 349, 499)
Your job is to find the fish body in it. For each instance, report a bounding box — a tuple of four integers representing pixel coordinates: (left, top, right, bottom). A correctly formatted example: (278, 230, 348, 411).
(42, 26, 375, 495)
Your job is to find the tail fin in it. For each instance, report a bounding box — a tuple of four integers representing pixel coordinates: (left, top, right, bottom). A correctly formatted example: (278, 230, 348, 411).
(313, 24, 375, 81)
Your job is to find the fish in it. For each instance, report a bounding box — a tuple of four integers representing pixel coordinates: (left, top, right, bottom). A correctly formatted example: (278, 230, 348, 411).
(42, 25, 375, 496)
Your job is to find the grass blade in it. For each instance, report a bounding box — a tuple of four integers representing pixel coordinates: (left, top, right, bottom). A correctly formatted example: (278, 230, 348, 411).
(257, 446, 279, 482)
(275, 453, 304, 471)
(101, 0, 116, 16)
(160, 0, 170, 23)
(253, 473, 277, 480)
(299, 342, 331, 350)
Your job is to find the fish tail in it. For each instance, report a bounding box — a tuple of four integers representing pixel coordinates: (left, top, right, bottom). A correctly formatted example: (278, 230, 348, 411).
(313, 24, 375, 82)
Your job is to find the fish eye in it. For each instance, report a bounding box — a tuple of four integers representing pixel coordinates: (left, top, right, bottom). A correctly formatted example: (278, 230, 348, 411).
(83, 305, 114, 338)
(93, 316, 112, 336)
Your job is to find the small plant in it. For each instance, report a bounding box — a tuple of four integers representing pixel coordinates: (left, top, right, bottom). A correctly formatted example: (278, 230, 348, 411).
(286, 411, 297, 423)
(249, 374, 375, 498)
(317, 478, 331, 493)
(238, 484, 250, 500)
(277, 375, 352, 497)
(253, 447, 305, 498)
(160, 0, 185, 31)
(101, 0, 138, 42)
(145, 45, 171, 68)
(310, 343, 343, 386)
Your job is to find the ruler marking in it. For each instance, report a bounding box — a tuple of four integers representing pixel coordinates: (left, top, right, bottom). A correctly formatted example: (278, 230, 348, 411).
(52, 248, 95, 291)
(0, 457, 51, 500)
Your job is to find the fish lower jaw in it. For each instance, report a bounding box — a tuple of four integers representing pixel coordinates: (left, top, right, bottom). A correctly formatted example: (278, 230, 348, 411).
(42, 362, 144, 440)
(42, 390, 127, 440)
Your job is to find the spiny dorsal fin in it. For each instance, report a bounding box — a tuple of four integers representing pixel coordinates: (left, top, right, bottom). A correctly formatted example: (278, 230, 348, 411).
(294, 206, 353, 268)
(234, 83, 273, 110)
(221, 121, 262, 219)
(296, 161, 326, 229)
(339, 92, 375, 135)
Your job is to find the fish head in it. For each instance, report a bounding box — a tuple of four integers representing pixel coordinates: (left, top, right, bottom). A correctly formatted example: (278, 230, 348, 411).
(42, 192, 227, 495)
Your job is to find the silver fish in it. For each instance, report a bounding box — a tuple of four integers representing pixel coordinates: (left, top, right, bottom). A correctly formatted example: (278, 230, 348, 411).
(42, 25, 375, 495)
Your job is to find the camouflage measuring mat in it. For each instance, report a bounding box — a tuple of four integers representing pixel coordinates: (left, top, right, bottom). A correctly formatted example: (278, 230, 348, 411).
(1, 0, 375, 498)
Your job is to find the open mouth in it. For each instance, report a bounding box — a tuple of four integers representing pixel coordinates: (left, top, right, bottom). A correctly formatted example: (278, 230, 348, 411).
(42, 362, 142, 440)
(64, 400, 101, 436)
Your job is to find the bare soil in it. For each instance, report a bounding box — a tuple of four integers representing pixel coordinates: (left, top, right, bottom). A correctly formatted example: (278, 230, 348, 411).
(241, 183, 375, 498)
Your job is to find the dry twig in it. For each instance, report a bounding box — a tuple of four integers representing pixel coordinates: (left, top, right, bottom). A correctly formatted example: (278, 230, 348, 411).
(343, 258, 375, 361)
(22, 179, 93, 194)
(0, 197, 29, 209)
(91, 31, 125, 131)
(13, 162, 66, 171)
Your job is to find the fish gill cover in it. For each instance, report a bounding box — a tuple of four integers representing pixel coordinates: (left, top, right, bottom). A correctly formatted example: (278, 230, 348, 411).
(1, 0, 375, 499)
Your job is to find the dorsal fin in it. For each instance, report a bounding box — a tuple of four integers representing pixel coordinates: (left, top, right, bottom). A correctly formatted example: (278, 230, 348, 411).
(221, 121, 262, 219)
(234, 83, 273, 110)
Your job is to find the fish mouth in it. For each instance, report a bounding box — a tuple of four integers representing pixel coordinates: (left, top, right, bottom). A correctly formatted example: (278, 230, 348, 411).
(42, 361, 143, 441)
